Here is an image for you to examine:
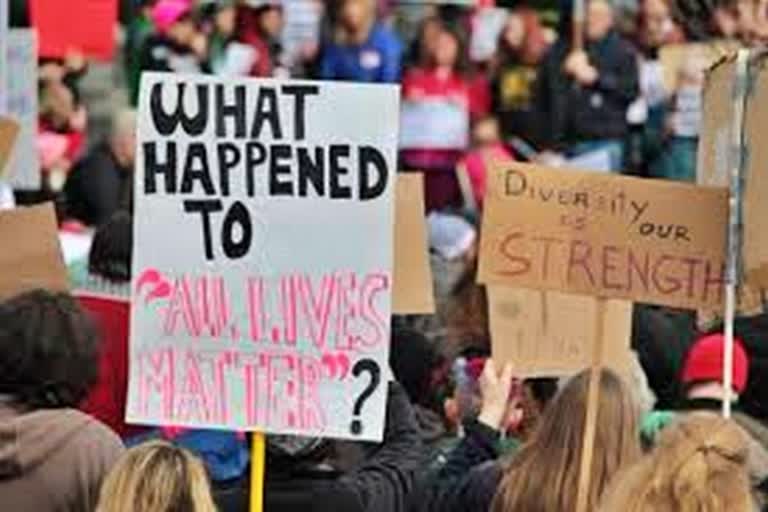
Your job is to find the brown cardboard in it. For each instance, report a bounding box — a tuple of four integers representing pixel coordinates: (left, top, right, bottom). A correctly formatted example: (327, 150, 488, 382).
(393, 174, 435, 314)
(697, 55, 736, 188)
(697, 53, 768, 312)
(487, 286, 632, 377)
(478, 163, 728, 310)
(0, 203, 69, 301)
(739, 53, 768, 287)
(0, 117, 20, 177)
(660, 42, 736, 94)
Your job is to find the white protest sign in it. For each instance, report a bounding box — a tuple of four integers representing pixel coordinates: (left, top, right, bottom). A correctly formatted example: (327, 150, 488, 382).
(399, 100, 469, 150)
(128, 73, 399, 442)
(6, 30, 41, 190)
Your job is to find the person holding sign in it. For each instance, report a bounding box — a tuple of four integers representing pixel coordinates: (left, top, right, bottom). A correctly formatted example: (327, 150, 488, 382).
(263, 381, 425, 512)
(401, 24, 474, 211)
(537, 0, 639, 171)
(422, 363, 641, 512)
(319, 0, 403, 83)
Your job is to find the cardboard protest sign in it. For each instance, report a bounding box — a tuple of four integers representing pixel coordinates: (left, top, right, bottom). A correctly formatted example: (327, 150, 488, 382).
(696, 55, 761, 322)
(128, 73, 400, 441)
(6, 30, 41, 190)
(30, 0, 117, 60)
(478, 163, 728, 310)
(698, 53, 768, 298)
(659, 42, 736, 93)
(0, 117, 19, 176)
(0, 203, 69, 301)
(399, 100, 469, 150)
(488, 286, 632, 377)
(393, 174, 435, 314)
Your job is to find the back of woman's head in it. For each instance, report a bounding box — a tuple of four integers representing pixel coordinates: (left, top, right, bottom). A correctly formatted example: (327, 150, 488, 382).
(89, 210, 133, 282)
(0, 289, 98, 408)
(492, 368, 641, 512)
(97, 441, 217, 512)
(600, 412, 753, 512)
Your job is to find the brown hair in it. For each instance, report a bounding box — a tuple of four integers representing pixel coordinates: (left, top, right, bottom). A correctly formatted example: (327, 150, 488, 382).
(97, 441, 217, 512)
(491, 369, 641, 512)
(599, 412, 753, 512)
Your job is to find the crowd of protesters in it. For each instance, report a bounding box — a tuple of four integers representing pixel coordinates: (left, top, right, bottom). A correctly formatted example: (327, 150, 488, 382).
(2, 0, 768, 511)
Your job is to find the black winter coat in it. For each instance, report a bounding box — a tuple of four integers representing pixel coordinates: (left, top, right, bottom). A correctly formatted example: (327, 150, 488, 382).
(264, 383, 426, 512)
(536, 31, 639, 148)
(415, 420, 503, 512)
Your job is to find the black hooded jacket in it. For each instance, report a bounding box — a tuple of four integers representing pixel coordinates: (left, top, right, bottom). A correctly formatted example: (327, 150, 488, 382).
(264, 383, 426, 512)
(536, 30, 639, 148)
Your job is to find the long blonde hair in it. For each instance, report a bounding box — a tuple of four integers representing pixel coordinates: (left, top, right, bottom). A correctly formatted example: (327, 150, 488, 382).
(599, 412, 753, 512)
(97, 441, 218, 512)
(491, 368, 641, 512)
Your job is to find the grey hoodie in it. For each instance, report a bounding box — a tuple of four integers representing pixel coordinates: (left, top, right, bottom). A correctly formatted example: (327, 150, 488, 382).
(0, 402, 124, 512)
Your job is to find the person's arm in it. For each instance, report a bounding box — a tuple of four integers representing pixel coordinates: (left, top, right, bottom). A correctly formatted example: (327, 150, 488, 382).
(439, 360, 512, 479)
(415, 360, 513, 512)
(338, 381, 425, 512)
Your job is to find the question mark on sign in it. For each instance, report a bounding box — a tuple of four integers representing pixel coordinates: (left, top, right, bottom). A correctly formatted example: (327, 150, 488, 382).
(349, 359, 381, 436)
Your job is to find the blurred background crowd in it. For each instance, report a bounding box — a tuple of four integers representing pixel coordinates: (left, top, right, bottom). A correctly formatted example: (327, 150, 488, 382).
(5, 0, 768, 216)
(3, 1, 768, 511)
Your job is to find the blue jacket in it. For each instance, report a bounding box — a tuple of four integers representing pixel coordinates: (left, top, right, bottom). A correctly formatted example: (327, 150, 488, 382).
(319, 24, 402, 83)
(127, 429, 249, 482)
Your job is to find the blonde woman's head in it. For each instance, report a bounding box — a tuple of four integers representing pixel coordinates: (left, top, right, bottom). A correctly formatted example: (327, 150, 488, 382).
(491, 368, 641, 512)
(600, 412, 753, 512)
(97, 441, 217, 512)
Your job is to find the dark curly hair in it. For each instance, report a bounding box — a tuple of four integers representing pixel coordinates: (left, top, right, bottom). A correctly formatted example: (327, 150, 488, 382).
(88, 210, 133, 282)
(0, 290, 98, 408)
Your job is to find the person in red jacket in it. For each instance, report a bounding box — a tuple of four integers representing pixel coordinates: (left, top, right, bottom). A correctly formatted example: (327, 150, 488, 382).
(236, 2, 285, 77)
(77, 211, 139, 439)
(401, 23, 486, 211)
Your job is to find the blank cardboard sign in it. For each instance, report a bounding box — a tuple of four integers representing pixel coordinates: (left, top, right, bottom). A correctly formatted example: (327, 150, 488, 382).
(698, 53, 768, 310)
(478, 163, 728, 310)
(0, 203, 69, 301)
(0, 117, 19, 176)
(393, 174, 435, 314)
(488, 286, 632, 377)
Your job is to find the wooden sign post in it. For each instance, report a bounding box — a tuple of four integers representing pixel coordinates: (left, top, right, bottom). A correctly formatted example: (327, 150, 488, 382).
(575, 299, 606, 512)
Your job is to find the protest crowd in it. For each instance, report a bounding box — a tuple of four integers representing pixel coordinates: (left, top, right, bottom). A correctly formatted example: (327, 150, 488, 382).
(2, 0, 768, 511)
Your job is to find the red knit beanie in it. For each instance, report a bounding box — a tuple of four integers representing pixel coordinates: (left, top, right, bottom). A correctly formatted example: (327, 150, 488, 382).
(681, 334, 749, 394)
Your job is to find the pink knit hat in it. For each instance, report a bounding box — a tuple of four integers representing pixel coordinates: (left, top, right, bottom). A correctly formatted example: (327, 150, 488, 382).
(151, 0, 192, 34)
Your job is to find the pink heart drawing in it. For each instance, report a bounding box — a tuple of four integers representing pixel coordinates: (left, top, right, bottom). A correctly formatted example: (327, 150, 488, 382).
(322, 353, 351, 380)
(136, 268, 172, 304)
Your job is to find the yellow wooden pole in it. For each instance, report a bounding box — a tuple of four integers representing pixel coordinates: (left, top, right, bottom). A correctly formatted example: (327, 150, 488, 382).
(250, 432, 266, 512)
